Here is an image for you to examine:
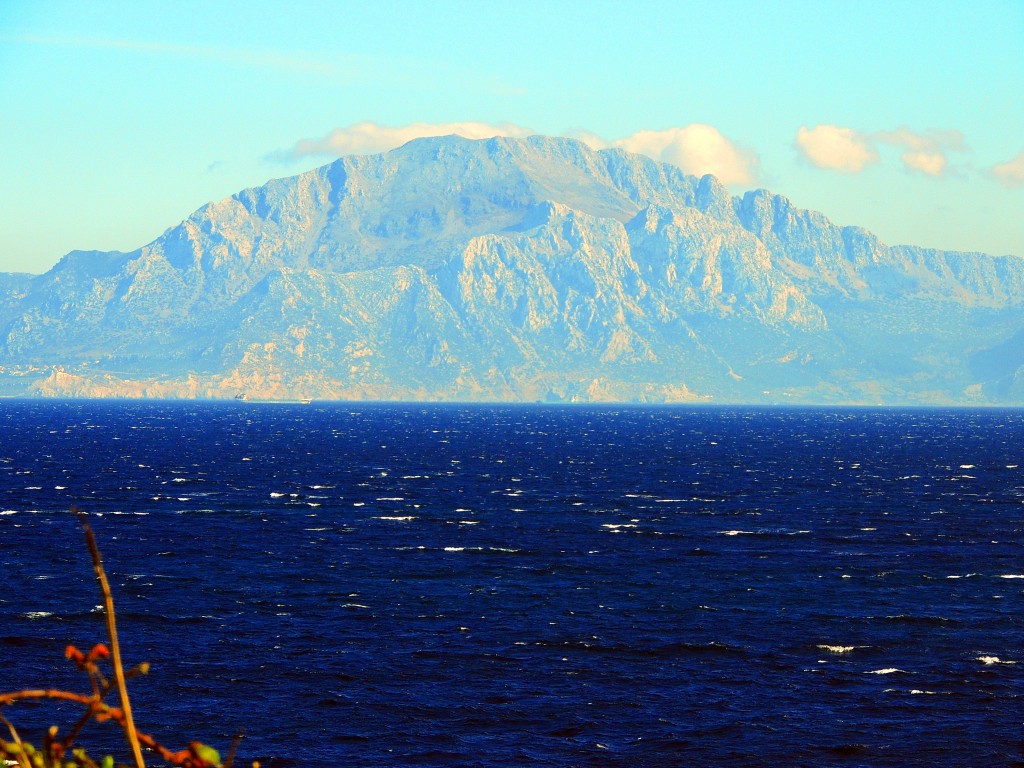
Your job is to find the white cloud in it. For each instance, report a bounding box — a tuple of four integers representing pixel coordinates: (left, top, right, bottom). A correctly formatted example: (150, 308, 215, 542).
(876, 127, 966, 177)
(796, 124, 968, 178)
(900, 151, 947, 177)
(795, 125, 879, 173)
(287, 120, 535, 158)
(281, 120, 760, 186)
(876, 127, 965, 153)
(610, 125, 760, 186)
(989, 149, 1024, 188)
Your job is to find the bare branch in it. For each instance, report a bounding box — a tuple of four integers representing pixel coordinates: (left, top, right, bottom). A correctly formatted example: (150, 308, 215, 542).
(73, 507, 146, 768)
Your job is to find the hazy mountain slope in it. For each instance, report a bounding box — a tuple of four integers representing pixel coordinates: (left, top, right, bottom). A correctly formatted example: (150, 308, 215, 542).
(2, 135, 1022, 403)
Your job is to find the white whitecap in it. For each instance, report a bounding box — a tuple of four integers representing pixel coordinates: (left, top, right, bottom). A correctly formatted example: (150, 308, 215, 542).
(23, 611, 53, 619)
(999, 574, 1024, 579)
(977, 655, 1016, 665)
(867, 668, 903, 675)
(444, 546, 465, 552)
(817, 645, 855, 653)
(269, 492, 286, 498)
(719, 530, 752, 536)
(377, 516, 415, 522)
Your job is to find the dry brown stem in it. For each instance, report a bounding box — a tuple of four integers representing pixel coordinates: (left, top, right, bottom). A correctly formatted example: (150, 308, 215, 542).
(0, 713, 32, 768)
(73, 506, 146, 768)
(0, 690, 97, 708)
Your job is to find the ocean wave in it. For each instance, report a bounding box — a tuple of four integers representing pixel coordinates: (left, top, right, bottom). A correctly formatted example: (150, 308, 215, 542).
(531, 638, 747, 658)
(816, 645, 857, 654)
(717, 528, 810, 537)
(874, 614, 958, 626)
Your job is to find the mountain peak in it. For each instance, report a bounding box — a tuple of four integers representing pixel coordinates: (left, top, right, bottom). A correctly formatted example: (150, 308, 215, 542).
(3, 133, 1023, 404)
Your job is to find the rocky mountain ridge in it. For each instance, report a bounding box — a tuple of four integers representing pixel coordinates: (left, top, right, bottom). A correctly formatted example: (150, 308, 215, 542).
(2, 134, 1022, 403)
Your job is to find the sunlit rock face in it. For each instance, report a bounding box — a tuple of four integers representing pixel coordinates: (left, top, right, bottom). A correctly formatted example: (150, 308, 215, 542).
(2, 134, 1023, 403)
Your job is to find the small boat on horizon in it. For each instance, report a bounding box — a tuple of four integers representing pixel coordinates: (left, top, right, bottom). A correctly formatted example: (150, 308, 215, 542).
(234, 393, 312, 405)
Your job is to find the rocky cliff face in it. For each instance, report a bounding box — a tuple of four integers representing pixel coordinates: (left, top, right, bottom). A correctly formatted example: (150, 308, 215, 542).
(3, 134, 1023, 404)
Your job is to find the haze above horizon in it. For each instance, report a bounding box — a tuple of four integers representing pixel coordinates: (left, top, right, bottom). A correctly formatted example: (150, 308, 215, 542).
(1, 0, 1022, 274)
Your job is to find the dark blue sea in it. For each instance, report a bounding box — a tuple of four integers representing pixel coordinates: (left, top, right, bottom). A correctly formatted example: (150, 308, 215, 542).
(1, 401, 1022, 767)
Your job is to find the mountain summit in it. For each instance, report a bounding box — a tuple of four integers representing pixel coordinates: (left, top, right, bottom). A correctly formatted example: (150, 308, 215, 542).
(2, 134, 1023, 404)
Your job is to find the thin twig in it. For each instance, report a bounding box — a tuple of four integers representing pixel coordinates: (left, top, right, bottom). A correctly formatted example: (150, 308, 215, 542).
(71, 747, 102, 768)
(1, 690, 181, 765)
(42, 725, 58, 768)
(0, 689, 97, 708)
(60, 706, 96, 753)
(73, 507, 146, 768)
(0, 713, 32, 768)
(223, 730, 244, 768)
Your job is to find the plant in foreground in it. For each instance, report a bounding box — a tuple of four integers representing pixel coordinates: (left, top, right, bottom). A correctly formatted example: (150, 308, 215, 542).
(0, 508, 252, 768)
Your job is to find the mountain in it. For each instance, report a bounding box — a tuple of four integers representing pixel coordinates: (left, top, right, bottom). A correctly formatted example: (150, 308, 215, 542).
(2, 134, 1023, 404)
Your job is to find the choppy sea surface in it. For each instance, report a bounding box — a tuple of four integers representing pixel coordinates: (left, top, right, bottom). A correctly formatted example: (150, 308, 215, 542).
(1, 400, 1022, 767)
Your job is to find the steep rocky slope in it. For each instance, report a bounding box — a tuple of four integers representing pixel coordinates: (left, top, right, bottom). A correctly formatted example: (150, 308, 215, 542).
(2, 135, 1022, 403)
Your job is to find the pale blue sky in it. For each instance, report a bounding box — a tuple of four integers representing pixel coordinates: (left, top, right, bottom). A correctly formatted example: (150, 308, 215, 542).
(1, 0, 1022, 274)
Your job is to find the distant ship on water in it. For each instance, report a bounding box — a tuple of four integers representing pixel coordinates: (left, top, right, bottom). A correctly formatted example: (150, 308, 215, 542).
(233, 393, 312, 405)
